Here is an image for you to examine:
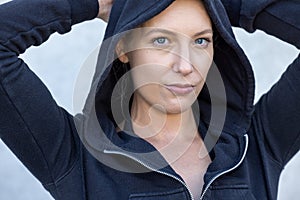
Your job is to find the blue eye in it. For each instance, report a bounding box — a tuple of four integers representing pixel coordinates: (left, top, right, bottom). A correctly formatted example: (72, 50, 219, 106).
(194, 38, 209, 47)
(153, 37, 168, 45)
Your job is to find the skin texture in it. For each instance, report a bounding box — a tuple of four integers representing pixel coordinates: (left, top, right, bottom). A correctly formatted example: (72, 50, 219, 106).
(115, 0, 214, 198)
(116, 0, 213, 139)
(97, 0, 113, 21)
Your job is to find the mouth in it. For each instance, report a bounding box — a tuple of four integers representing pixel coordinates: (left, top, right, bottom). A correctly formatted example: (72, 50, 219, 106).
(164, 84, 195, 96)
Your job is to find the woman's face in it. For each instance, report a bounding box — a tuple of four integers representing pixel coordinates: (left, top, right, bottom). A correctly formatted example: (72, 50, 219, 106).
(117, 0, 214, 114)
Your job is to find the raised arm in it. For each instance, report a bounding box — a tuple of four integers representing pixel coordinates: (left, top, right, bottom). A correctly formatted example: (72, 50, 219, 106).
(253, 1, 300, 166)
(0, 0, 99, 194)
(221, 0, 300, 49)
(221, 0, 300, 166)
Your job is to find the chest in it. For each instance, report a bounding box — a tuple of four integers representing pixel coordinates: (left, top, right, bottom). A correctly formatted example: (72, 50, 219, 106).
(58, 147, 268, 200)
(168, 147, 211, 199)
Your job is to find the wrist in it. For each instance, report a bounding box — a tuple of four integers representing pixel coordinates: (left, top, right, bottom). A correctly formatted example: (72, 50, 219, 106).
(97, 0, 113, 22)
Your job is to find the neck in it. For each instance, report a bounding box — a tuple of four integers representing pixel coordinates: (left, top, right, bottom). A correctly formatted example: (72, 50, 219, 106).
(130, 97, 200, 148)
(130, 95, 207, 164)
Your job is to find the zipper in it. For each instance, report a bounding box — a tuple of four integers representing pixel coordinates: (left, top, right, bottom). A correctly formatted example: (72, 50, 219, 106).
(104, 134, 249, 200)
(103, 149, 195, 200)
(199, 134, 249, 200)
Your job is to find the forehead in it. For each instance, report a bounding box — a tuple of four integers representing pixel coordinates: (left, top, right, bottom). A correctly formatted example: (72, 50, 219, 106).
(142, 0, 212, 32)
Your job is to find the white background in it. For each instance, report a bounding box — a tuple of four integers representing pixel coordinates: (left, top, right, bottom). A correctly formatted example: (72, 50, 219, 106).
(0, 0, 299, 199)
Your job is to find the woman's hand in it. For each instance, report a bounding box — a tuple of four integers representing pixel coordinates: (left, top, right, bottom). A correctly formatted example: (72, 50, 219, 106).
(97, 0, 113, 22)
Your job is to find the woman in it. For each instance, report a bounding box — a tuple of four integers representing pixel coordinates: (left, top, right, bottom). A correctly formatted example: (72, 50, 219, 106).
(0, 0, 299, 199)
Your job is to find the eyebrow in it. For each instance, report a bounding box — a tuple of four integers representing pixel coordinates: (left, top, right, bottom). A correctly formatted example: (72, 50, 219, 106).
(143, 28, 177, 37)
(193, 29, 213, 37)
(143, 28, 213, 38)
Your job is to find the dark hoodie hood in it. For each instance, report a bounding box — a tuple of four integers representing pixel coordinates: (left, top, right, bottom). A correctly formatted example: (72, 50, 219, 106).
(75, 0, 255, 179)
(97, 0, 254, 131)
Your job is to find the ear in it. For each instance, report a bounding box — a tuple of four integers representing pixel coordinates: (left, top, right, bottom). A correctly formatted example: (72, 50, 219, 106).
(115, 39, 129, 63)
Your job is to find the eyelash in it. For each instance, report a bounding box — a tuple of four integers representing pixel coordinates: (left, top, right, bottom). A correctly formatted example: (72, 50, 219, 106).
(151, 37, 212, 48)
(194, 38, 211, 48)
(152, 37, 169, 46)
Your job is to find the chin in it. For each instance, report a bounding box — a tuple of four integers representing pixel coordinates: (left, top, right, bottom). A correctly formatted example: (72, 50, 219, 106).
(166, 108, 189, 114)
(162, 101, 194, 114)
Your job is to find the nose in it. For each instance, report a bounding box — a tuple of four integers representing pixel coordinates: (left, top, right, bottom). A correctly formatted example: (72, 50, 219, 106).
(172, 46, 193, 76)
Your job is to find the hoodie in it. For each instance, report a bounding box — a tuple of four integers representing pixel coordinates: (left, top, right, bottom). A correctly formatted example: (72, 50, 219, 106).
(0, 0, 299, 199)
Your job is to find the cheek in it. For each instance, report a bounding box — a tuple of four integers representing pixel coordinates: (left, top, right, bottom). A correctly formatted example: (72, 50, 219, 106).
(193, 49, 214, 79)
(136, 84, 162, 100)
(128, 49, 159, 66)
(129, 51, 171, 90)
(130, 65, 164, 91)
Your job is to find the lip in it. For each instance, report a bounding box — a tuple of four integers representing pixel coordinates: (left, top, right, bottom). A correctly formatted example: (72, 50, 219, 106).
(165, 84, 195, 95)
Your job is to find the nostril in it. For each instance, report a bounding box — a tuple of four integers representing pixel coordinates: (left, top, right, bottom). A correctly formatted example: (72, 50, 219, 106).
(177, 60, 193, 75)
(171, 51, 194, 75)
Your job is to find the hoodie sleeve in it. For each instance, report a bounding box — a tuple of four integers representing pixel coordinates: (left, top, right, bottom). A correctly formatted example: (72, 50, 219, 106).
(221, 0, 300, 165)
(249, 1, 300, 167)
(221, 0, 300, 49)
(254, 0, 300, 49)
(0, 0, 98, 188)
(220, 0, 278, 32)
(253, 54, 300, 167)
